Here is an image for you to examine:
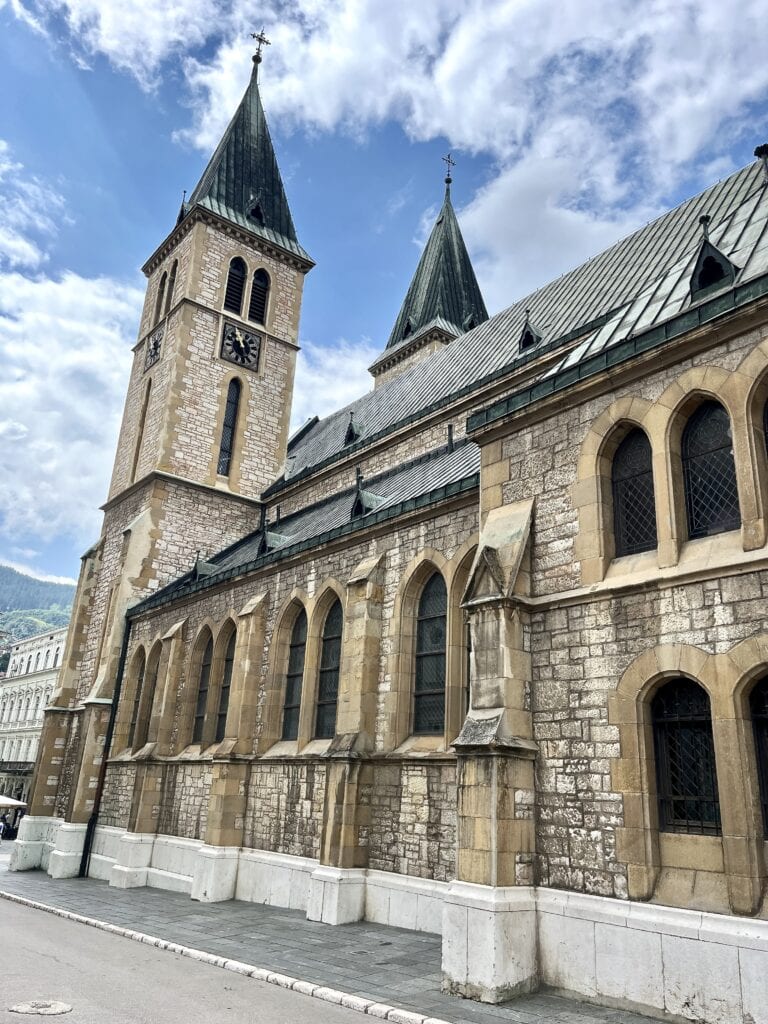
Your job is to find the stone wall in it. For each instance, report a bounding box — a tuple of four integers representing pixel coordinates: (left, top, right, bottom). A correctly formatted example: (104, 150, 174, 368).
(157, 762, 212, 840)
(99, 763, 136, 829)
(243, 760, 326, 859)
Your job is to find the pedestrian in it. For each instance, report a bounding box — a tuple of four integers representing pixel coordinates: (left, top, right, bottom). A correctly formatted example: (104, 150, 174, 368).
(0, 812, 8, 841)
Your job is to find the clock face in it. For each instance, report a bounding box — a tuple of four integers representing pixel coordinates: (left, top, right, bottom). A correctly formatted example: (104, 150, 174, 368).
(144, 326, 163, 370)
(221, 322, 261, 370)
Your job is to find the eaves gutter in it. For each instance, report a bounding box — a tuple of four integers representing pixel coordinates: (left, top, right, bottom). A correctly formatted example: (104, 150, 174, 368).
(467, 272, 768, 435)
(128, 472, 479, 618)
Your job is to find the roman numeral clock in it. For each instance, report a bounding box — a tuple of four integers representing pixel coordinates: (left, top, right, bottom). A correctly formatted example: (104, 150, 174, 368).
(221, 321, 262, 371)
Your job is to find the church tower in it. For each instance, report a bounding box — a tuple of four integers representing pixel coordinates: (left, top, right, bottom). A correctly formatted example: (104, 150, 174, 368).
(368, 163, 488, 387)
(17, 42, 312, 874)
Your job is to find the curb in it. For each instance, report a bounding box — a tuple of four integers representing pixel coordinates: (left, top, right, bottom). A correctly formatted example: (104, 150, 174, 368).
(0, 889, 452, 1024)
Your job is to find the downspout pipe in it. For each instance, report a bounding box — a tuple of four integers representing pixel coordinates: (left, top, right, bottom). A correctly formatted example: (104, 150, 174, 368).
(78, 614, 132, 878)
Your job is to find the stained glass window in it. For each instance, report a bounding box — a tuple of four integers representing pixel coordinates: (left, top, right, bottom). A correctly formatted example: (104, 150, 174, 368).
(215, 631, 236, 743)
(612, 429, 657, 556)
(224, 257, 246, 315)
(248, 269, 270, 324)
(282, 609, 307, 741)
(652, 679, 721, 834)
(315, 600, 343, 739)
(750, 678, 768, 834)
(414, 572, 447, 735)
(217, 379, 241, 476)
(682, 401, 740, 539)
(192, 637, 213, 744)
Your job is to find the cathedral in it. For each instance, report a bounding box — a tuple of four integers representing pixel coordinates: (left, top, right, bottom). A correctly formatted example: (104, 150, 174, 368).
(11, 46, 768, 1023)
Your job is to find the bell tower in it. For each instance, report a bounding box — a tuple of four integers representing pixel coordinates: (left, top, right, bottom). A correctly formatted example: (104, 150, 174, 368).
(14, 42, 313, 876)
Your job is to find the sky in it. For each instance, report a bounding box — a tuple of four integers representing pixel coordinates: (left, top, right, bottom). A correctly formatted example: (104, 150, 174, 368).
(0, 0, 767, 586)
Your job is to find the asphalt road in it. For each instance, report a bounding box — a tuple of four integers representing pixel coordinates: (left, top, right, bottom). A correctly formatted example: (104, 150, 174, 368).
(0, 899, 367, 1024)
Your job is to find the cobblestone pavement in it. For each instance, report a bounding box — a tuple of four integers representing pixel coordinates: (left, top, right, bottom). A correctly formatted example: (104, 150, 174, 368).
(0, 849, 655, 1024)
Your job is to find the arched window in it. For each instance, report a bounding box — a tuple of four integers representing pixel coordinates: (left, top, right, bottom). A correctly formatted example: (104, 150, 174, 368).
(192, 637, 213, 744)
(164, 260, 178, 317)
(54, 648, 60, 668)
(612, 429, 657, 556)
(154, 271, 167, 324)
(215, 631, 236, 743)
(44, 650, 50, 668)
(414, 572, 447, 735)
(248, 269, 270, 324)
(282, 609, 307, 741)
(127, 651, 146, 750)
(34, 653, 40, 671)
(315, 600, 343, 739)
(217, 379, 240, 477)
(25, 656, 32, 674)
(223, 257, 247, 315)
(682, 401, 740, 539)
(750, 678, 768, 834)
(763, 399, 768, 456)
(652, 679, 720, 834)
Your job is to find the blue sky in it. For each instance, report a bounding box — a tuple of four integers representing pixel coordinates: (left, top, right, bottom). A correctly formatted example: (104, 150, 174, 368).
(1, 0, 767, 584)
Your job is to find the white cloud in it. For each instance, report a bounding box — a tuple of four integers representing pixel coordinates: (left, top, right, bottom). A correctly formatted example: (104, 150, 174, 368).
(0, 140, 66, 270)
(291, 336, 378, 430)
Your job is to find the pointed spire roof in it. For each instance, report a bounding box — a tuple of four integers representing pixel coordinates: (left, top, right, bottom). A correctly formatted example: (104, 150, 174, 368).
(385, 182, 488, 351)
(185, 59, 310, 263)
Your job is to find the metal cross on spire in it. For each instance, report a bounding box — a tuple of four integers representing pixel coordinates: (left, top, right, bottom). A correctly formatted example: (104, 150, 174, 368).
(251, 28, 271, 65)
(442, 152, 456, 186)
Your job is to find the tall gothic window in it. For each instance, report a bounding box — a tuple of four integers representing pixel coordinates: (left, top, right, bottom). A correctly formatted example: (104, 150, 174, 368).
(750, 678, 768, 834)
(763, 399, 768, 456)
(414, 572, 447, 735)
(192, 636, 213, 744)
(652, 679, 721, 834)
(282, 609, 307, 741)
(164, 259, 178, 317)
(127, 650, 146, 750)
(154, 271, 167, 324)
(682, 401, 740, 539)
(223, 257, 247, 315)
(217, 379, 241, 476)
(315, 600, 343, 739)
(612, 429, 657, 556)
(248, 269, 270, 324)
(215, 631, 236, 743)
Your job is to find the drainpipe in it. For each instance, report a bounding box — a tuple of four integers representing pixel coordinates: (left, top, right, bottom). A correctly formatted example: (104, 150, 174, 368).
(78, 614, 132, 878)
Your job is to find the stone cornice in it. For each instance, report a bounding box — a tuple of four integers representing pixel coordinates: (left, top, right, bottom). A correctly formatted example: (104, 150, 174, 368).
(100, 470, 263, 515)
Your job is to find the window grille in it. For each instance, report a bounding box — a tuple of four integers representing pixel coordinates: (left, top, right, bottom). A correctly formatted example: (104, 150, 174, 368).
(414, 572, 447, 734)
(652, 679, 721, 834)
(282, 610, 307, 740)
(192, 637, 213, 743)
(248, 269, 270, 324)
(127, 652, 146, 750)
(215, 631, 236, 742)
(315, 600, 343, 739)
(682, 401, 740, 539)
(750, 678, 768, 834)
(223, 257, 247, 314)
(154, 271, 167, 324)
(217, 379, 241, 476)
(164, 260, 178, 317)
(612, 429, 657, 556)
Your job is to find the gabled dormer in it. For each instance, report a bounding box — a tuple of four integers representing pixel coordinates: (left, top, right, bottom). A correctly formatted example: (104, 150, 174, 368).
(518, 309, 544, 354)
(690, 216, 739, 302)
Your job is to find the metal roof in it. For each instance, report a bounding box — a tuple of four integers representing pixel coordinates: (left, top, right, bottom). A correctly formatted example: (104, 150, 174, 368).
(280, 159, 767, 485)
(184, 65, 311, 264)
(383, 184, 488, 353)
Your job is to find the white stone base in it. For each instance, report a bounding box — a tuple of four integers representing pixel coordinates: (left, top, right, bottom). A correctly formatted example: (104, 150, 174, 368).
(234, 849, 317, 910)
(365, 870, 446, 933)
(46, 823, 88, 879)
(307, 866, 366, 924)
(191, 845, 240, 903)
(109, 831, 155, 888)
(442, 881, 537, 1003)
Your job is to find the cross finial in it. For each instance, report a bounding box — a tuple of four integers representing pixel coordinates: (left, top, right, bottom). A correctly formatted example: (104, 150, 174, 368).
(442, 152, 456, 187)
(251, 28, 271, 66)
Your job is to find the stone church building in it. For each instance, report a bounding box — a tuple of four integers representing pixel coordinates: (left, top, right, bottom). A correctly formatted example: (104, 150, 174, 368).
(12, 51, 768, 1023)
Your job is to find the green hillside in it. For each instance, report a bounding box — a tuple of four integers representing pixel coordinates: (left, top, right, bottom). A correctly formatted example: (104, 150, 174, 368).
(0, 565, 75, 641)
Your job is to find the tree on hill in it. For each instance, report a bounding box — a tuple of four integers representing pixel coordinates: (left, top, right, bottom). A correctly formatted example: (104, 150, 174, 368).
(0, 566, 75, 642)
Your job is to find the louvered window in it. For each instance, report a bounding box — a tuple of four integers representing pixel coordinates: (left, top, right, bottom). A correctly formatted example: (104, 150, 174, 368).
(612, 429, 657, 556)
(248, 269, 269, 324)
(283, 609, 307, 740)
(682, 401, 740, 539)
(217, 379, 241, 476)
(750, 678, 768, 834)
(652, 679, 721, 834)
(315, 600, 342, 739)
(223, 257, 247, 315)
(414, 573, 447, 735)
(164, 260, 178, 316)
(215, 631, 236, 743)
(192, 637, 213, 743)
(154, 272, 167, 324)
(127, 651, 145, 750)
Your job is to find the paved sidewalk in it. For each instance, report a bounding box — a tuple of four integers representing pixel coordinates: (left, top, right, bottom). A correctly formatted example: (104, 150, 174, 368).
(0, 848, 653, 1024)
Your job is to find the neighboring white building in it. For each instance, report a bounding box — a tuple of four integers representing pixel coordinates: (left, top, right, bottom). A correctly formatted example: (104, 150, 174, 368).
(0, 627, 67, 803)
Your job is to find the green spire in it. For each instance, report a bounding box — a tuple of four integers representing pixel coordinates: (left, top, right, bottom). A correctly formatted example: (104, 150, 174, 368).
(184, 57, 310, 263)
(385, 180, 488, 350)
